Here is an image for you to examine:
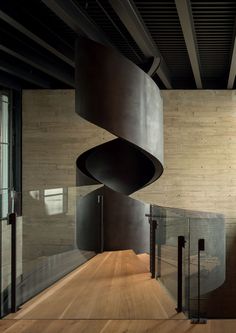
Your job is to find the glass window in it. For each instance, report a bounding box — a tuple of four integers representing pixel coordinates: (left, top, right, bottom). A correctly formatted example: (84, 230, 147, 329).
(0, 95, 9, 143)
(0, 92, 11, 219)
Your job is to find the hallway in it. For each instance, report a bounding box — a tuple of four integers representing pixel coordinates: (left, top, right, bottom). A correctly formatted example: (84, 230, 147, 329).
(7, 250, 182, 320)
(2, 251, 236, 332)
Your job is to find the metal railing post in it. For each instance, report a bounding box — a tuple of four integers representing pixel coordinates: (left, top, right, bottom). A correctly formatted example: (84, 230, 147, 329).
(8, 212, 17, 313)
(150, 219, 157, 278)
(176, 235, 186, 313)
(98, 195, 104, 253)
(157, 243, 161, 278)
(191, 238, 207, 324)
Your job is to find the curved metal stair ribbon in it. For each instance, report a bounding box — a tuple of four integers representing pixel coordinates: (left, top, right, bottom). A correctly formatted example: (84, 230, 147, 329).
(75, 38, 164, 252)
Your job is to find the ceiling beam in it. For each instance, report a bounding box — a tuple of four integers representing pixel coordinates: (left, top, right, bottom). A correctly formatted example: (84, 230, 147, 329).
(0, 45, 74, 87)
(0, 58, 51, 88)
(175, 0, 202, 88)
(0, 34, 74, 87)
(147, 57, 161, 76)
(109, 0, 172, 88)
(41, 0, 113, 48)
(95, 0, 143, 63)
(227, 31, 236, 88)
(0, 71, 21, 90)
(0, 9, 74, 67)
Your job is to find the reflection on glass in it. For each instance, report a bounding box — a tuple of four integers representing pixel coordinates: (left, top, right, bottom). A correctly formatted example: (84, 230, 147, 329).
(44, 194, 64, 215)
(44, 188, 63, 196)
(44, 188, 65, 215)
(29, 190, 40, 200)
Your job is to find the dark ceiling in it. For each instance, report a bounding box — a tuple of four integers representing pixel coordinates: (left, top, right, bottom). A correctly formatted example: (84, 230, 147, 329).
(0, 0, 236, 90)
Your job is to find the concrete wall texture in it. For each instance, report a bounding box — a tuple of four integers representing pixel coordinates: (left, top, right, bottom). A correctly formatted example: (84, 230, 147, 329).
(133, 90, 236, 218)
(22, 90, 114, 192)
(23, 89, 236, 218)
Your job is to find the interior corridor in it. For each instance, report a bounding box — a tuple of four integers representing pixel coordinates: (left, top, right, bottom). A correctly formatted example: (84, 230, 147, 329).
(6, 250, 183, 320)
(2, 251, 236, 332)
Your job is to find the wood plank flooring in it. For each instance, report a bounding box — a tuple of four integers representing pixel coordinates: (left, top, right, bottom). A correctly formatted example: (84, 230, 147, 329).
(7, 250, 183, 320)
(2, 319, 236, 333)
(2, 250, 236, 332)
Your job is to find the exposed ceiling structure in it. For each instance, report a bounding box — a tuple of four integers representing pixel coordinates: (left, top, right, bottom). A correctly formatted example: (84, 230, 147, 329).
(0, 0, 236, 90)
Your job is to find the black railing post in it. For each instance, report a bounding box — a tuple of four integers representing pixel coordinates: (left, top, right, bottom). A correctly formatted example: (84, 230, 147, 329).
(98, 195, 104, 253)
(198, 239, 204, 321)
(191, 238, 207, 324)
(150, 219, 157, 278)
(176, 235, 186, 313)
(8, 213, 17, 313)
(149, 205, 153, 274)
(157, 243, 161, 278)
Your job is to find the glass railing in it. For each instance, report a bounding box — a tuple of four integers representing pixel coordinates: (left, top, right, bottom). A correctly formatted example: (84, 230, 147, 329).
(188, 217, 225, 321)
(0, 185, 102, 317)
(0, 189, 14, 317)
(0, 188, 233, 320)
(150, 205, 226, 320)
(155, 216, 189, 312)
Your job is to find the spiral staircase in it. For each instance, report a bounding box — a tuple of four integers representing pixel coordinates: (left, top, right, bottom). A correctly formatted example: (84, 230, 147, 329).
(75, 38, 164, 253)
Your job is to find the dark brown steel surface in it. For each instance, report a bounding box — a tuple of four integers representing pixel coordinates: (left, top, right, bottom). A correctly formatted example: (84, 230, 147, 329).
(75, 37, 163, 193)
(75, 37, 163, 253)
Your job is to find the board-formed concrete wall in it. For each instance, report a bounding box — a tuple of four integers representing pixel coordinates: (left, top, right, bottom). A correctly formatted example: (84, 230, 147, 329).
(22, 90, 114, 191)
(23, 89, 236, 219)
(132, 90, 236, 218)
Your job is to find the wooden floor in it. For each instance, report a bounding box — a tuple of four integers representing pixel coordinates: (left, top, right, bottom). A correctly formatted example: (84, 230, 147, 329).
(2, 250, 236, 332)
(2, 319, 236, 333)
(7, 250, 183, 320)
